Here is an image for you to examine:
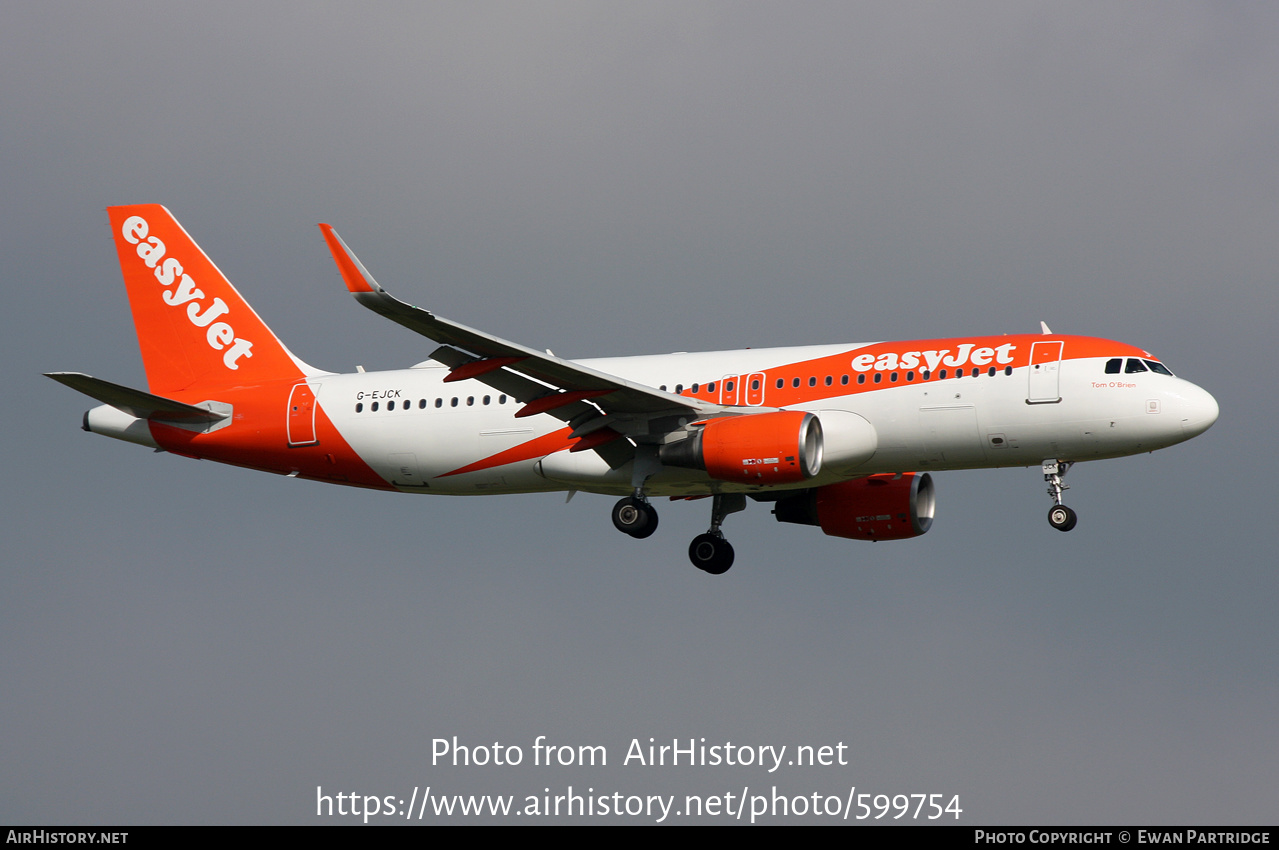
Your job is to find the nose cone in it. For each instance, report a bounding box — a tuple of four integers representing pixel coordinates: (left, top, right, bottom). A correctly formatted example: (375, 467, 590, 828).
(1178, 381, 1219, 438)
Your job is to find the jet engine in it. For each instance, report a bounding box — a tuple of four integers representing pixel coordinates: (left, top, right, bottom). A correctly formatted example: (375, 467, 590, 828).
(772, 472, 935, 540)
(660, 410, 822, 485)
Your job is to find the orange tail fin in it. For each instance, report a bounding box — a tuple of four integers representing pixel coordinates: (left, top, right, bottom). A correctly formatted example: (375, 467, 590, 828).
(108, 204, 318, 394)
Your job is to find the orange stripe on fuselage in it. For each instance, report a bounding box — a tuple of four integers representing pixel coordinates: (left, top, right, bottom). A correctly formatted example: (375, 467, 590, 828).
(148, 382, 395, 490)
(437, 427, 577, 478)
(675, 335, 1150, 407)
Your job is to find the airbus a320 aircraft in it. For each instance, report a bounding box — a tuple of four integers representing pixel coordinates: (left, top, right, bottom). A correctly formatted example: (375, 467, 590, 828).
(49, 205, 1219, 574)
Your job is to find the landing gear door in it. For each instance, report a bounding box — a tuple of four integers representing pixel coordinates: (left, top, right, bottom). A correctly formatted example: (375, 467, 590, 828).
(287, 381, 320, 446)
(1027, 341, 1063, 404)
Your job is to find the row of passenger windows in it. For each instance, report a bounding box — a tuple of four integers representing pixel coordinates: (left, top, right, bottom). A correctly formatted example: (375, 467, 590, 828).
(656, 366, 1015, 394)
(355, 394, 509, 413)
(356, 361, 1038, 414)
(1105, 358, 1173, 376)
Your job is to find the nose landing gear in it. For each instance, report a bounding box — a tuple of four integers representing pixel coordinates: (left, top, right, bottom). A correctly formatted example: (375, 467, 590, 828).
(1043, 459, 1077, 532)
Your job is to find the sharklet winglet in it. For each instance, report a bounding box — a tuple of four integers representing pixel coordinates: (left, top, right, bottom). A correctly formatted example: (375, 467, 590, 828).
(319, 223, 383, 294)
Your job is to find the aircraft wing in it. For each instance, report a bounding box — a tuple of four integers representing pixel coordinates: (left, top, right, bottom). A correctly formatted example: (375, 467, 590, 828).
(319, 225, 726, 465)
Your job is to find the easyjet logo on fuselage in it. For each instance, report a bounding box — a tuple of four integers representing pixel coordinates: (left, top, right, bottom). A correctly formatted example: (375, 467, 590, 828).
(851, 342, 1017, 374)
(120, 215, 254, 370)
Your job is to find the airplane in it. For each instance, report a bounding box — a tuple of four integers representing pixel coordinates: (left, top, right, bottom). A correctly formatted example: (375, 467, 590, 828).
(48, 204, 1220, 575)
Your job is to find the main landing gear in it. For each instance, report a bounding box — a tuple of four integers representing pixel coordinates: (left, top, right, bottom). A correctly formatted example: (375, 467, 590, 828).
(612, 495, 658, 538)
(689, 494, 745, 575)
(689, 533, 733, 575)
(609, 492, 744, 575)
(1043, 459, 1078, 532)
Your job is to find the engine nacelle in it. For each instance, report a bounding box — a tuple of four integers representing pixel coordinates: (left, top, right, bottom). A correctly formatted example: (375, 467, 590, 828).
(660, 410, 822, 485)
(773, 472, 935, 540)
(814, 409, 878, 471)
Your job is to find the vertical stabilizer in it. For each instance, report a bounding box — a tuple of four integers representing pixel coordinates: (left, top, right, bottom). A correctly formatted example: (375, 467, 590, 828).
(107, 204, 318, 394)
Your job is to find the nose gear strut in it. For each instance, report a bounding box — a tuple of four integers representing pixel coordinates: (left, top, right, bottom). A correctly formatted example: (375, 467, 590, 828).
(1043, 459, 1078, 531)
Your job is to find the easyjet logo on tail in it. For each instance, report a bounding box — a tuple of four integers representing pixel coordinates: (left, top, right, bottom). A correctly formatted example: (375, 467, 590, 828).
(120, 215, 254, 370)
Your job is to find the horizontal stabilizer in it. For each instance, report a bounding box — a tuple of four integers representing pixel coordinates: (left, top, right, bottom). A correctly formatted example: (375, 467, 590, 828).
(45, 372, 229, 424)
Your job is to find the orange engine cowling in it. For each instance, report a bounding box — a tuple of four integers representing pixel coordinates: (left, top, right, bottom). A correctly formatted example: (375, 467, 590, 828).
(772, 472, 934, 540)
(660, 411, 822, 485)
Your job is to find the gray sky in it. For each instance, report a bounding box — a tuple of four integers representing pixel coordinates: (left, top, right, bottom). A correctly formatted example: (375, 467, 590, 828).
(3, 1, 1275, 824)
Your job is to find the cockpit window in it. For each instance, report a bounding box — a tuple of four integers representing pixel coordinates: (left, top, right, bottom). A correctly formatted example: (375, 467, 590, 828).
(1105, 358, 1122, 374)
(1124, 358, 1148, 374)
(1144, 359, 1174, 376)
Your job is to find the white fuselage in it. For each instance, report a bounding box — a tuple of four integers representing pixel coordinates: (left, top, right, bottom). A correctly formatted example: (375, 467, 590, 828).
(313, 341, 1217, 497)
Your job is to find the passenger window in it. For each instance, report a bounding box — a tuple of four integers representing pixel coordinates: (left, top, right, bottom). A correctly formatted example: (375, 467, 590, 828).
(751, 379, 760, 391)
(372, 401, 379, 411)
(1105, 358, 1122, 374)
(922, 370, 931, 380)
(451, 398, 458, 407)
(824, 376, 832, 386)
(1004, 366, 1012, 376)
(988, 367, 996, 377)
(890, 372, 899, 382)
(858, 374, 866, 384)
(483, 395, 491, 405)
(355, 403, 363, 413)
(500, 395, 507, 404)
(1125, 359, 1148, 374)
(939, 370, 948, 379)
(792, 378, 800, 388)
(707, 382, 715, 393)
(676, 384, 684, 394)
(808, 377, 816, 387)
(841, 375, 849, 385)
(775, 379, 784, 389)
(435, 398, 442, 408)
(873, 373, 882, 384)
(419, 399, 426, 409)
(906, 371, 914, 381)
(467, 396, 475, 406)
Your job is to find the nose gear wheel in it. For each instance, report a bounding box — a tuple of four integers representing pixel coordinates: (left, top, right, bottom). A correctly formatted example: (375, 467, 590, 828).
(1048, 504, 1078, 532)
